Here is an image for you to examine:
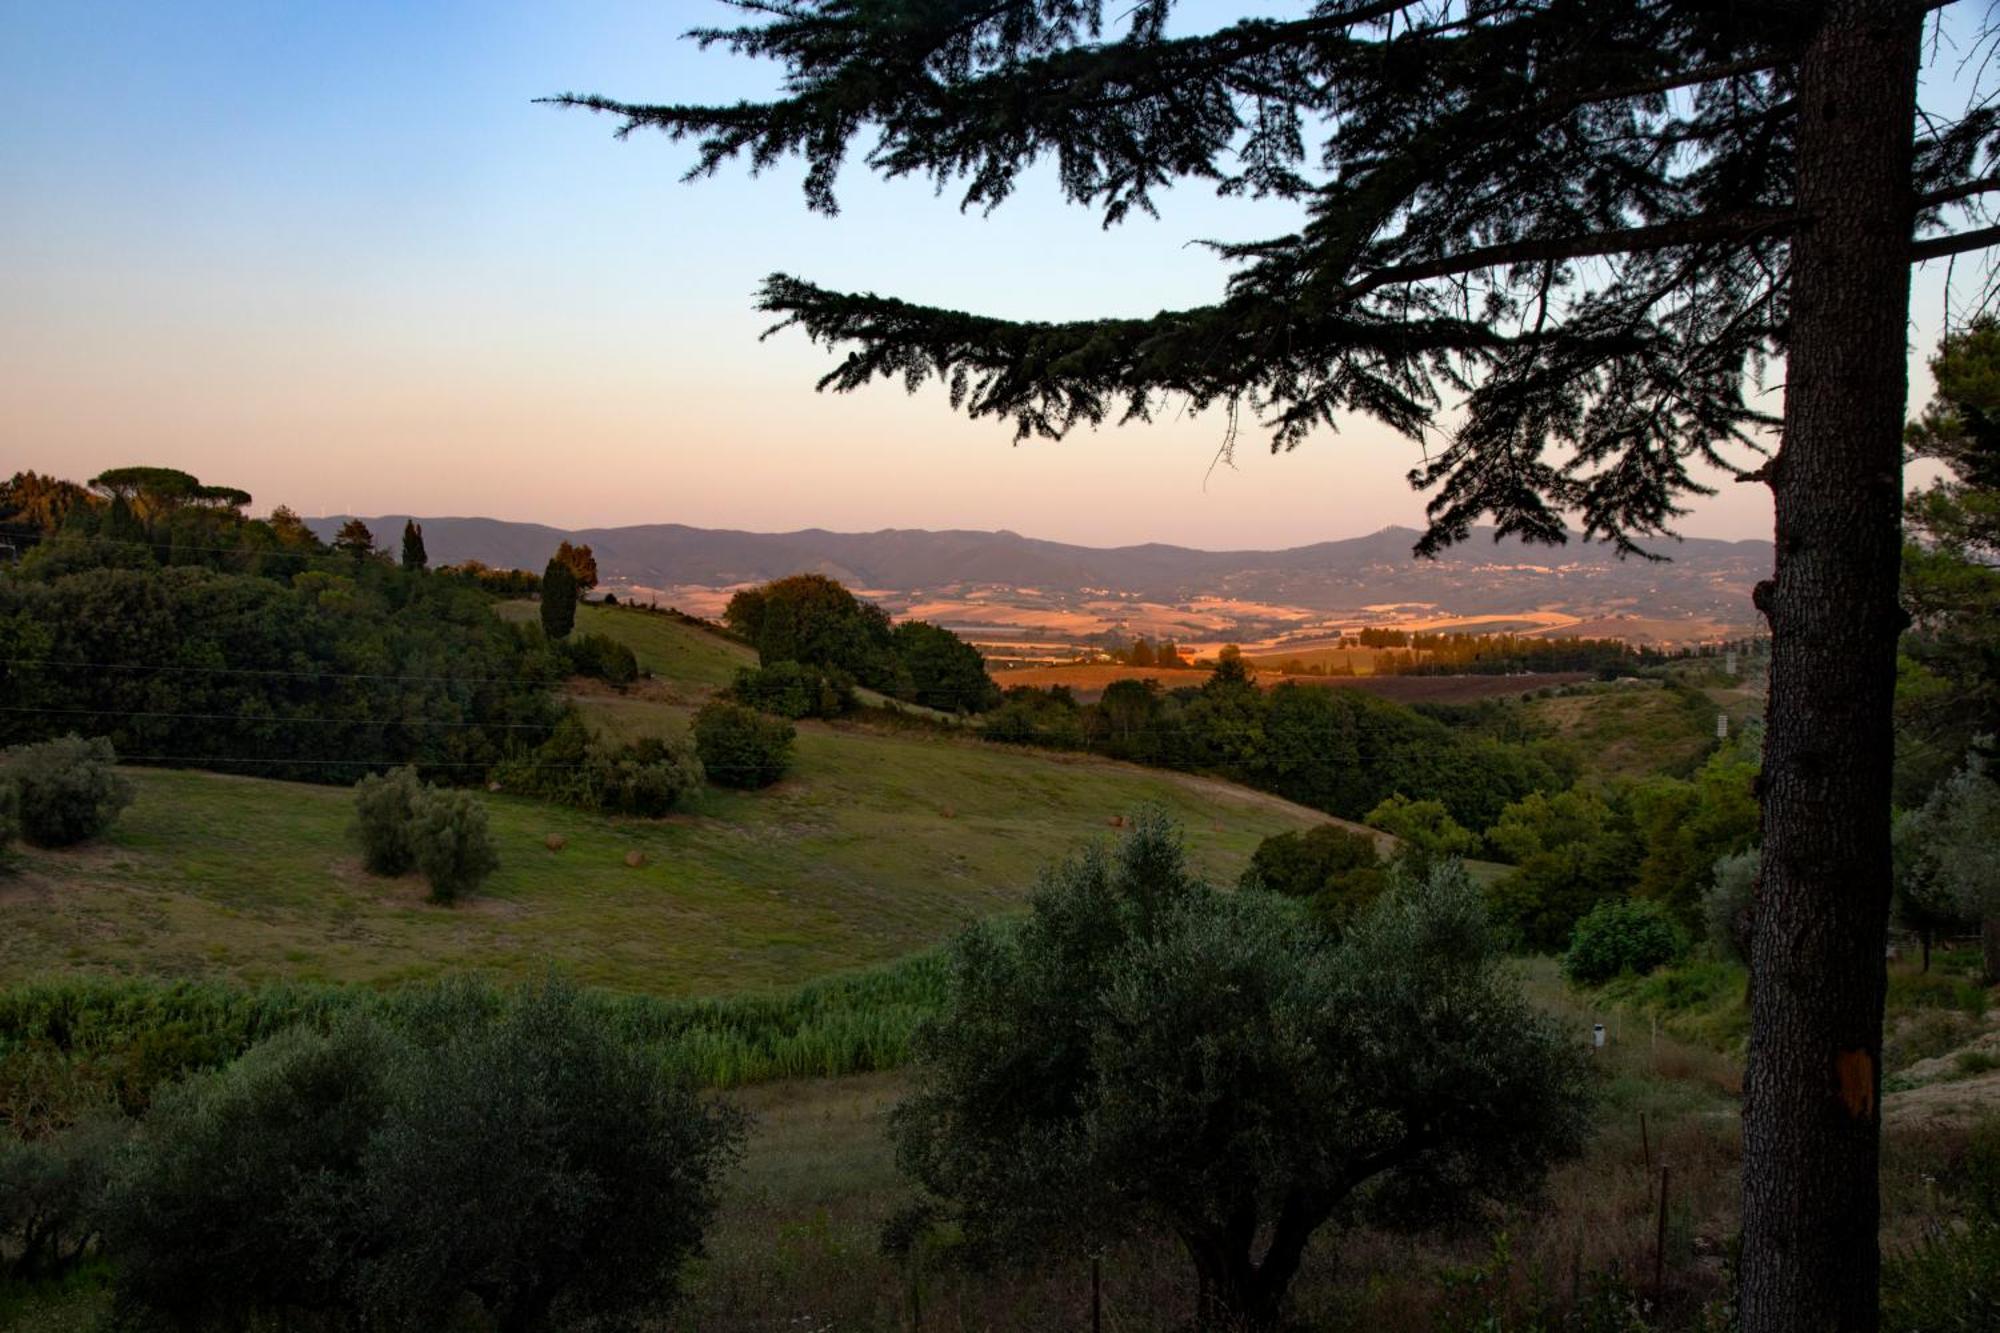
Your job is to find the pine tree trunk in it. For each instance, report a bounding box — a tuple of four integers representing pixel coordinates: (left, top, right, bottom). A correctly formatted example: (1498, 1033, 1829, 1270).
(1740, 4, 1922, 1330)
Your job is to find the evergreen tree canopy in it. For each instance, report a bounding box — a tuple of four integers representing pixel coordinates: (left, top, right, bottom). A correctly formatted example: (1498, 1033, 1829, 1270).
(541, 558, 579, 639)
(400, 519, 428, 572)
(333, 519, 377, 562)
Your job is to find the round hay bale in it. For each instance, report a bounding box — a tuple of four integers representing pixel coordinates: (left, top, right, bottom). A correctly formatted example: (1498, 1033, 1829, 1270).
(544, 833, 567, 852)
(623, 849, 647, 869)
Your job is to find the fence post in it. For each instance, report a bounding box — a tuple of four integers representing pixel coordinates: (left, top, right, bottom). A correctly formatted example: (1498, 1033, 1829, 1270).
(1654, 1164, 1671, 1302)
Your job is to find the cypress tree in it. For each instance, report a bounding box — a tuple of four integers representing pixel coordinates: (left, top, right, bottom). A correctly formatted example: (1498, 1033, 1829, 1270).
(400, 519, 428, 572)
(541, 558, 577, 640)
(555, 5, 2000, 1323)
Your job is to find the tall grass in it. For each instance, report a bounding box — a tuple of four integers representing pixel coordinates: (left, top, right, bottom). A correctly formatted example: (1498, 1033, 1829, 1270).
(0, 954, 948, 1130)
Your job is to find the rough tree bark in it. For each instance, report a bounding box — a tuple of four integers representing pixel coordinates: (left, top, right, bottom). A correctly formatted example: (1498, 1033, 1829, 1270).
(1741, 2, 1923, 1329)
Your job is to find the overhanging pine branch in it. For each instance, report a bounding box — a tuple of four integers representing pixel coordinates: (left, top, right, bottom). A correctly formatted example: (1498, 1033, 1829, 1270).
(1338, 209, 1797, 299)
(1911, 225, 2000, 262)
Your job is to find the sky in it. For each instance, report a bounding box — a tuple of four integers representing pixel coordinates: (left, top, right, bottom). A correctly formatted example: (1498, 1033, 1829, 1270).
(0, 2, 1980, 549)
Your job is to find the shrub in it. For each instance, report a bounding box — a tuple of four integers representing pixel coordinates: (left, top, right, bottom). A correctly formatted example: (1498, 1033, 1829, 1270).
(729, 660, 855, 719)
(565, 631, 639, 686)
(0, 1115, 124, 1281)
(1242, 823, 1387, 935)
(592, 732, 704, 816)
(351, 980, 745, 1330)
(1705, 848, 1758, 964)
(1241, 823, 1381, 897)
(3, 734, 134, 848)
(101, 1018, 401, 1328)
(353, 765, 423, 876)
(496, 713, 705, 816)
(1563, 897, 1688, 986)
(408, 787, 499, 903)
(694, 701, 795, 789)
(100, 981, 743, 1332)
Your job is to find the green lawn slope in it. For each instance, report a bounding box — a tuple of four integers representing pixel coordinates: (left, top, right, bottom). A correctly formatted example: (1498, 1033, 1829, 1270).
(0, 737, 1326, 997)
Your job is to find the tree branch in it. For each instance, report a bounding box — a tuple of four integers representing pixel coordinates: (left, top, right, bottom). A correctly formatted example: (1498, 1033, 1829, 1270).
(1917, 174, 2000, 210)
(1912, 225, 2000, 262)
(1339, 209, 1797, 300)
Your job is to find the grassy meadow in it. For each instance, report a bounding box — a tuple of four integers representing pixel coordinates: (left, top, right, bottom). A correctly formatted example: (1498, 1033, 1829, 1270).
(0, 735, 1322, 996)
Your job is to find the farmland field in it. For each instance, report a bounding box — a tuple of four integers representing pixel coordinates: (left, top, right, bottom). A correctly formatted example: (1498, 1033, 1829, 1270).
(990, 661, 1593, 704)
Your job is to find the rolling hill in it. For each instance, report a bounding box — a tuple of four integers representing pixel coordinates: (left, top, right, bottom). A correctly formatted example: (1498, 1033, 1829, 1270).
(0, 611, 1338, 997)
(311, 515, 1770, 643)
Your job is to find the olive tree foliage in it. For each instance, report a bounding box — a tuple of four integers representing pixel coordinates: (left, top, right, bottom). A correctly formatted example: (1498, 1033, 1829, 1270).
(2, 734, 134, 848)
(353, 766, 423, 876)
(1898, 748, 2000, 982)
(890, 810, 1591, 1329)
(408, 787, 500, 904)
(101, 979, 745, 1333)
(351, 768, 499, 903)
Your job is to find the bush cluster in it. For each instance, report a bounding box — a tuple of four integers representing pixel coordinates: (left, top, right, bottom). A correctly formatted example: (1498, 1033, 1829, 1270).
(1, 734, 134, 848)
(99, 979, 744, 1332)
(0, 1115, 124, 1282)
(352, 767, 499, 903)
(729, 660, 855, 719)
(1562, 897, 1688, 986)
(1241, 823, 1388, 935)
(497, 714, 704, 815)
(564, 630, 640, 686)
(694, 701, 795, 789)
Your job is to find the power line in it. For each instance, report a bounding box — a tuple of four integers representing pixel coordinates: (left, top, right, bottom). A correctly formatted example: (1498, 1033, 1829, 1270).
(0, 705, 558, 731)
(2, 658, 568, 688)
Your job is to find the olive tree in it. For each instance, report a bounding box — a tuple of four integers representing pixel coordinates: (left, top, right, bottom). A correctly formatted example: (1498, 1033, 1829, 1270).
(3, 734, 134, 848)
(102, 980, 744, 1332)
(1898, 750, 2000, 982)
(891, 810, 1591, 1329)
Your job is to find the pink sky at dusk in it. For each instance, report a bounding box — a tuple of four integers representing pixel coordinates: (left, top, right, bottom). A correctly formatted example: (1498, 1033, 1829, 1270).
(1, 2, 1968, 549)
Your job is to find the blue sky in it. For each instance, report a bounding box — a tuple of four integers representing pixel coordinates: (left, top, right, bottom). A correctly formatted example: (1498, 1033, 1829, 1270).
(0, 2, 1973, 546)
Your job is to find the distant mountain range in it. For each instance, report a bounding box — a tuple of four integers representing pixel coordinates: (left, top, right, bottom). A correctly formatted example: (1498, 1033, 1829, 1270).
(309, 516, 1771, 642)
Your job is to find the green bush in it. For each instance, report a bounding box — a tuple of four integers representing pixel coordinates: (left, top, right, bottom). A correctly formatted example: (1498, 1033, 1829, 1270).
(1241, 823, 1381, 897)
(565, 631, 640, 686)
(99, 980, 744, 1332)
(1563, 897, 1687, 986)
(0, 1115, 124, 1282)
(729, 660, 855, 719)
(101, 1017, 400, 1328)
(495, 712, 705, 815)
(1705, 848, 1758, 964)
(591, 732, 704, 816)
(352, 765, 423, 876)
(2, 734, 134, 848)
(408, 786, 499, 903)
(694, 700, 795, 789)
